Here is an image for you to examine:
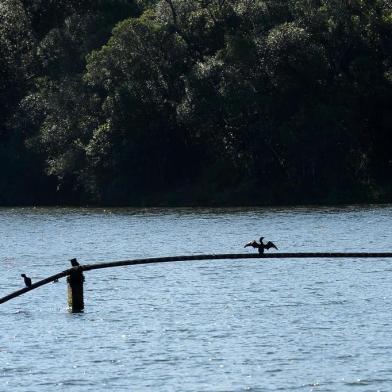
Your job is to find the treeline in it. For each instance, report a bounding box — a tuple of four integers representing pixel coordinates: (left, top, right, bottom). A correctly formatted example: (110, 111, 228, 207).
(1, 0, 391, 206)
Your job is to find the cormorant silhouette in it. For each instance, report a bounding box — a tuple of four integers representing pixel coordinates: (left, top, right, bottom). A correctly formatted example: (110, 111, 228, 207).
(21, 274, 32, 287)
(70, 258, 79, 267)
(244, 237, 278, 254)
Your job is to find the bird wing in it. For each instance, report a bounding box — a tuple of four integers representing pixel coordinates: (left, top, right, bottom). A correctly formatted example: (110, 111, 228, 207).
(244, 240, 258, 248)
(265, 241, 278, 250)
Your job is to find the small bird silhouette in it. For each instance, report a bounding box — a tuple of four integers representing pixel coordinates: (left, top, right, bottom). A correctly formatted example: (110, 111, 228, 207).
(21, 274, 32, 287)
(244, 237, 278, 254)
(70, 258, 80, 267)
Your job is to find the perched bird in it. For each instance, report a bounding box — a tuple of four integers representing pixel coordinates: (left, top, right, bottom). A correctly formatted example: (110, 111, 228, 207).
(244, 237, 278, 254)
(70, 258, 80, 267)
(21, 274, 32, 287)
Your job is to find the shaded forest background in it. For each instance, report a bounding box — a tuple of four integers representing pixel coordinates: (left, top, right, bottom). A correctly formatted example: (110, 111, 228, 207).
(1, 0, 391, 206)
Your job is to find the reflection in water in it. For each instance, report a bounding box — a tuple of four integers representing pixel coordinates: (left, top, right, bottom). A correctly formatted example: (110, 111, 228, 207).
(0, 205, 392, 391)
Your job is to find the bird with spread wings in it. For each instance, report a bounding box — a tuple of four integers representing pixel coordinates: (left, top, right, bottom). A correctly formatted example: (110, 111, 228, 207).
(244, 237, 278, 254)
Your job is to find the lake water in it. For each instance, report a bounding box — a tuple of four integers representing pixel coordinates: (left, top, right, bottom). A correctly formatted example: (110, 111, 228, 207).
(1, 205, 392, 391)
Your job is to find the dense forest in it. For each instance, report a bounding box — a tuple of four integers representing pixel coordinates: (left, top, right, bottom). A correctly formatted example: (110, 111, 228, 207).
(0, 0, 391, 206)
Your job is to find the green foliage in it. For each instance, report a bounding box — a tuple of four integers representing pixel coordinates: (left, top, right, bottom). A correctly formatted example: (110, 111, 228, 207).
(0, 0, 392, 205)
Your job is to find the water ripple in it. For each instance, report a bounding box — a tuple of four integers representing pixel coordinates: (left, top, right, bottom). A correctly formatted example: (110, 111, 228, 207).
(1, 205, 392, 391)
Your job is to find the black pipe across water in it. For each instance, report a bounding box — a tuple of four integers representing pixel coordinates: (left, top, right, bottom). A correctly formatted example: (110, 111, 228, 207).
(1, 252, 392, 305)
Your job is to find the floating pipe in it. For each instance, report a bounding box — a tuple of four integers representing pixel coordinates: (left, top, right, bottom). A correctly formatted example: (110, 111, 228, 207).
(1, 253, 392, 306)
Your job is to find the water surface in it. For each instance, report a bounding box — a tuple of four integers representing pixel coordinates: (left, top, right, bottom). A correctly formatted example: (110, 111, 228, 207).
(1, 205, 392, 391)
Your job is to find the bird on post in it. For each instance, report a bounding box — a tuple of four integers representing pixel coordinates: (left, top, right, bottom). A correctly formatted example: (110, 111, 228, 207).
(244, 237, 278, 254)
(21, 274, 32, 287)
(69, 258, 85, 283)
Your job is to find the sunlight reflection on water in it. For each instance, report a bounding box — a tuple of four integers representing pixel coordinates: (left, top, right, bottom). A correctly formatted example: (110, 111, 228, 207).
(1, 205, 392, 391)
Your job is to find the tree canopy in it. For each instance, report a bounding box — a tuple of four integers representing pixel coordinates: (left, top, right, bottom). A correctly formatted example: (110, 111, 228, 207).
(1, 0, 391, 205)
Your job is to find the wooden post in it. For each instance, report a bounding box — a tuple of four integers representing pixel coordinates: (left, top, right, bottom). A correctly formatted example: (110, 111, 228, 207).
(67, 267, 85, 312)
